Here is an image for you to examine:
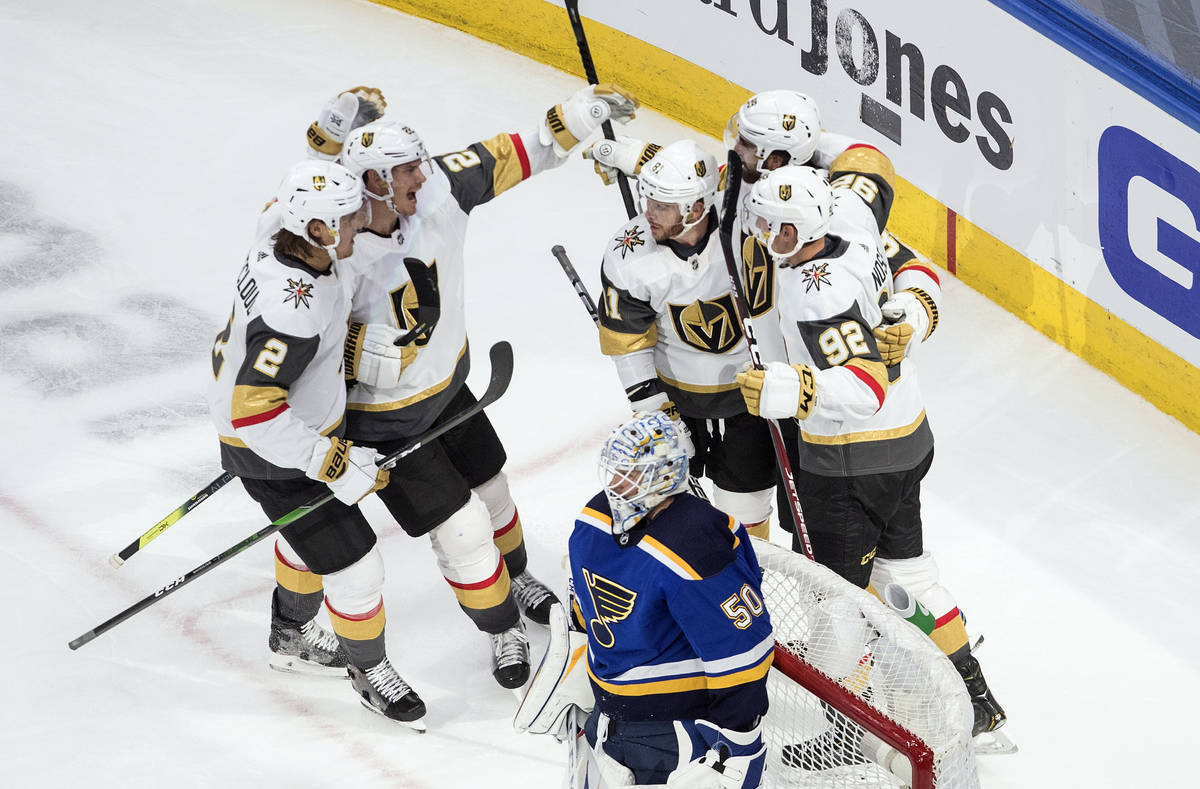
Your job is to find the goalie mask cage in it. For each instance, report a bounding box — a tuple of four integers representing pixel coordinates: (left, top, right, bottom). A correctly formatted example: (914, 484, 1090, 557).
(754, 539, 980, 789)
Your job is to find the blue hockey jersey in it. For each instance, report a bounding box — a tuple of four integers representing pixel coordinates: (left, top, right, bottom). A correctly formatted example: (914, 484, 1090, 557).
(569, 492, 773, 731)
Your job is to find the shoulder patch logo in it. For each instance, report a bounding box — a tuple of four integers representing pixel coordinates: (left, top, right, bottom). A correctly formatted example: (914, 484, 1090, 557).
(283, 277, 315, 309)
(668, 294, 745, 354)
(802, 261, 833, 293)
(741, 235, 775, 318)
(613, 225, 646, 259)
(582, 568, 637, 648)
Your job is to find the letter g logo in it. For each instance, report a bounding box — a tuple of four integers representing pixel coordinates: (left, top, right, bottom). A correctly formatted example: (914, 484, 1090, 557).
(1099, 126, 1200, 338)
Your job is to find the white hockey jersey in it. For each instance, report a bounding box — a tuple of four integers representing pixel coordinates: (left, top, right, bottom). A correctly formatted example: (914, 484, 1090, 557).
(769, 146, 940, 476)
(341, 126, 563, 440)
(206, 238, 353, 479)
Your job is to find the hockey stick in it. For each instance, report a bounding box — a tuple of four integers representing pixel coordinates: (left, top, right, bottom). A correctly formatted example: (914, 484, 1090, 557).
(108, 471, 236, 568)
(69, 341, 515, 651)
(551, 244, 707, 502)
(564, 0, 637, 220)
(716, 152, 815, 560)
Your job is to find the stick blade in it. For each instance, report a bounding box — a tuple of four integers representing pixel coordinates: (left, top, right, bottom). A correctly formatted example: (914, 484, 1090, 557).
(482, 341, 514, 405)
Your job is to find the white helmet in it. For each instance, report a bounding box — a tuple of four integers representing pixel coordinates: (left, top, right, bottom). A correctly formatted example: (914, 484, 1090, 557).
(341, 120, 431, 212)
(743, 165, 833, 262)
(276, 160, 364, 259)
(724, 90, 822, 167)
(637, 140, 719, 235)
(599, 411, 691, 539)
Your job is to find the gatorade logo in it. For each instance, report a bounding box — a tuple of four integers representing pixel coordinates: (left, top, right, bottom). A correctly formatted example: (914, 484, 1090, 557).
(1098, 126, 1200, 339)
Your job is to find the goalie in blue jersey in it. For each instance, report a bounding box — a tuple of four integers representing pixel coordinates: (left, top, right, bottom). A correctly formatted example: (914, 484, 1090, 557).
(516, 411, 774, 788)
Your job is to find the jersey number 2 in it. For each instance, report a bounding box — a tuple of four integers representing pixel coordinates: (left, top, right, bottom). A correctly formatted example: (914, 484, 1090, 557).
(253, 339, 288, 378)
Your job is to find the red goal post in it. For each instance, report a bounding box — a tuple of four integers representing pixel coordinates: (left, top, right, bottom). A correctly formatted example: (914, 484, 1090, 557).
(753, 539, 979, 789)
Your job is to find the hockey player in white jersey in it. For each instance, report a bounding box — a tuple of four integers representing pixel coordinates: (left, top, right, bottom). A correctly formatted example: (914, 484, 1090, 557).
(595, 140, 780, 542)
(317, 84, 639, 689)
(589, 89, 930, 347)
(516, 411, 771, 787)
(206, 160, 426, 727)
(734, 156, 1006, 739)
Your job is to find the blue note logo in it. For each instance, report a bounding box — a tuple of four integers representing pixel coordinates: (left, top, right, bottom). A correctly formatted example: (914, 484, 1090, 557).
(1099, 126, 1200, 339)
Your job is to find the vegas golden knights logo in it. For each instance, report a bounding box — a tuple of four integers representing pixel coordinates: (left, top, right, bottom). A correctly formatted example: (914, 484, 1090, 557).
(694, 160, 707, 178)
(582, 568, 637, 649)
(668, 294, 744, 354)
(388, 260, 440, 347)
(741, 236, 775, 318)
(312, 175, 327, 191)
(361, 131, 375, 147)
(779, 184, 792, 201)
(782, 114, 797, 131)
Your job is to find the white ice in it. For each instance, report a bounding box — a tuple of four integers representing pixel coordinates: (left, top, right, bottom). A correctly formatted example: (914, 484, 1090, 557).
(2, 1, 1197, 787)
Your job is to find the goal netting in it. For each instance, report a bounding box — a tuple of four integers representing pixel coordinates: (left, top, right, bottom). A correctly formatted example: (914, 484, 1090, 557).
(754, 538, 979, 789)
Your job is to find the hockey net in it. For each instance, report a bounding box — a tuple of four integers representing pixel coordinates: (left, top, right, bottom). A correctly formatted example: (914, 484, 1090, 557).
(753, 539, 979, 789)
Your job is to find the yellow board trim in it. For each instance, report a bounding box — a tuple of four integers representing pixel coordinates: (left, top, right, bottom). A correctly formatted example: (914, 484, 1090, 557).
(801, 410, 927, 446)
(588, 649, 773, 697)
(364, 0, 1200, 436)
(347, 342, 467, 412)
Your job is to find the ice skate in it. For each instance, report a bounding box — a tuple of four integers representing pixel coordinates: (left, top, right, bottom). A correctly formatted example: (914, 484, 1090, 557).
(510, 570, 558, 625)
(348, 658, 427, 732)
(268, 596, 349, 677)
(952, 652, 1016, 755)
(490, 621, 531, 689)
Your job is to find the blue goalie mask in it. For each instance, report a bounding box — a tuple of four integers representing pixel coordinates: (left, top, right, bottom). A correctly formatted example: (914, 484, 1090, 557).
(599, 411, 690, 537)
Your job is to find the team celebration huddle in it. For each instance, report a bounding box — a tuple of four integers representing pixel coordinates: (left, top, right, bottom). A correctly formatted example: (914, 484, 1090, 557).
(189, 72, 1007, 787)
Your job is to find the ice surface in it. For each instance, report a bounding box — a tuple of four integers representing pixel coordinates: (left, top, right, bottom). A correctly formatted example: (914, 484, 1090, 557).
(3, 1, 1198, 786)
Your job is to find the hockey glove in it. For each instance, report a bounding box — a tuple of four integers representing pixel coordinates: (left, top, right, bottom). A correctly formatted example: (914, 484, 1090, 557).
(544, 83, 638, 155)
(666, 720, 766, 789)
(631, 391, 695, 458)
(873, 288, 937, 365)
(306, 86, 388, 160)
(344, 322, 417, 387)
(736, 361, 817, 420)
(306, 437, 389, 504)
(583, 136, 661, 185)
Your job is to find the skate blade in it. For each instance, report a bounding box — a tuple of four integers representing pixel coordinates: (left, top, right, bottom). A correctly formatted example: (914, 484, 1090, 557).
(974, 729, 1017, 756)
(357, 699, 427, 733)
(267, 655, 349, 679)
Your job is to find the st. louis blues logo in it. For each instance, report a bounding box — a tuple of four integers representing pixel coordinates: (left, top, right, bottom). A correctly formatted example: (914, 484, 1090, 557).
(283, 278, 314, 309)
(802, 262, 833, 293)
(613, 226, 646, 259)
(582, 568, 637, 648)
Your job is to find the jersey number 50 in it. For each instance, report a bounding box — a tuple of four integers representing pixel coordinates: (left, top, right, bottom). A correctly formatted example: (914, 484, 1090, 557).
(721, 584, 765, 630)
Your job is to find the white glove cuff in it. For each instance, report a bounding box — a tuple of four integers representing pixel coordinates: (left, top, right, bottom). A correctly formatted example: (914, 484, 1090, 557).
(759, 362, 802, 420)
